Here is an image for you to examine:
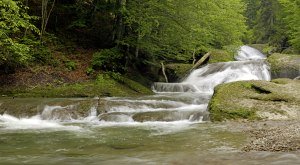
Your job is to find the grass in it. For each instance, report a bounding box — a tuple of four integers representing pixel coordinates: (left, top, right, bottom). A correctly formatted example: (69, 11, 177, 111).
(0, 73, 153, 98)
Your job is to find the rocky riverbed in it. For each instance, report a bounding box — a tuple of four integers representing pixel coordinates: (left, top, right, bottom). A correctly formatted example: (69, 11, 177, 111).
(224, 121, 300, 152)
(243, 121, 300, 152)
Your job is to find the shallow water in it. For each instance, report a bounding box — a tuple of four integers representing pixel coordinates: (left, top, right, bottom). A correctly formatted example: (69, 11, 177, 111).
(1, 115, 299, 165)
(1, 46, 298, 164)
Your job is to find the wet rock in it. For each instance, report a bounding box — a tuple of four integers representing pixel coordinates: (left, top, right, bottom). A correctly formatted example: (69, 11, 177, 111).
(208, 79, 300, 121)
(160, 63, 193, 82)
(99, 112, 133, 122)
(267, 53, 300, 79)
(0, 98, 99, 119)
(132, 110, 198, 122)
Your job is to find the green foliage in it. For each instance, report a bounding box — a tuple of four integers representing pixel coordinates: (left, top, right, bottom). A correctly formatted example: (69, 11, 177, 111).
(279, 0, 300, 52)
(243, 0, 300, 52)
(31, 44, 52, 64)
(65, 60, 77, 71)
(0, 0, 39, 70)
(86, 67, 94, 75)
(121, 0, 247, 63)
(91, 47, 124, 72)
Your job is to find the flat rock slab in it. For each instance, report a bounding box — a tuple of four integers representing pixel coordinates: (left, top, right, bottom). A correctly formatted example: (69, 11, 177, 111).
(208, 78, 300, 121)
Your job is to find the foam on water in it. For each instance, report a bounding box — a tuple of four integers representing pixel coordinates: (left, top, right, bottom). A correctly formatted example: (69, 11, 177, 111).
(153, 46, 270, 94)
(0, 46, 270, 132)
(235, 45, 267, 61)
(182, 60, 270, 93)
(83, 120, 200, 135)
(0, 114, 81, 131)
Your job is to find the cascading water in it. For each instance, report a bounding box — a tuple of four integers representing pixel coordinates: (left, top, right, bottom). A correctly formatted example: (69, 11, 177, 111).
(2, 46, 299, 165)
(142, 46, 269, 122)
(0, 46, 270, 127)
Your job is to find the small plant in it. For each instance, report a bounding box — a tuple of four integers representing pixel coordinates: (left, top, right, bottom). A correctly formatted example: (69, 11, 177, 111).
(65, 61, 77, 71)
(86, 67, 94, 75)
(91, 47, 125, 72)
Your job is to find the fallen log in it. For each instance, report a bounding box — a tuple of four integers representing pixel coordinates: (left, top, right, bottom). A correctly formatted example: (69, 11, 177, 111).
(192, 52, 211, 70)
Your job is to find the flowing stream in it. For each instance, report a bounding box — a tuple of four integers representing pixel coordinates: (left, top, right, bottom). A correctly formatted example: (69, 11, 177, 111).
(0, 46, 299, 164)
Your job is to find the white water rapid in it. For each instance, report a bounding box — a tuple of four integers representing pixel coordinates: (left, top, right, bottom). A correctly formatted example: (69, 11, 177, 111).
(0, 46, 270, 130)
(154, 46, 270, 94)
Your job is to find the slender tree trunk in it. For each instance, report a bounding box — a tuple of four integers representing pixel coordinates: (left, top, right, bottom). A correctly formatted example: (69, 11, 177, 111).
(135, 31, 141, 58)
(113, 0, 126, 42)
(161, 62, 168, 83)
(40, 0, 56, 42)
(192, 48, 196, 65)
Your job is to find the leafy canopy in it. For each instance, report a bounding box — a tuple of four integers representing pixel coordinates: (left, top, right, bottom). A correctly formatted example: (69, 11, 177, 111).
(0, 0, 39, 69)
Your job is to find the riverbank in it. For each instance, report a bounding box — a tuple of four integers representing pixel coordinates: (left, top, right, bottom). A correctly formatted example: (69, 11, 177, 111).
(243, 121, 300, 152)
(0, 45, 153, 98)
(0, 74, 153, 98)
(221, 120, 300, 152)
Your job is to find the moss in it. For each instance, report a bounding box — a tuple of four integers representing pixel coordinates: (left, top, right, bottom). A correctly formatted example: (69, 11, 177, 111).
(208, 79, 300, 121)
(271, 78, 292, 85)
(208, 83, 260, 122)
(248, 44, 269, 54)
(208, 49, 235, 64)
(211, 108, 259, 122)
(0, 74, 153, 98)
(267, 53, 300, 79)
(165, 63, 193, 81)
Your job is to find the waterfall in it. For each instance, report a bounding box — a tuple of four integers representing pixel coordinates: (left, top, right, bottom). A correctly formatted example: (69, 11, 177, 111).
(153, 46, 270, 94)
(0, 46, 271, 127)
(96, 46, 270, 123)
(235, 45, 267, 61)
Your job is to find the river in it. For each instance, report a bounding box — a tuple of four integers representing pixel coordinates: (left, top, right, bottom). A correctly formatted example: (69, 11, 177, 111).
(0, 46, 299, 164)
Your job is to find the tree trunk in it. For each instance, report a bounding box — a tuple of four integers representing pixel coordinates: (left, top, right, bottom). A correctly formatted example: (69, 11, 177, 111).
(113, 0, 126, 42)
(135, 31, 141, 58)
(40, 0, 56, 42)
(192, 48, 196, 65)
(161, 62, 168, 83)
(192, 52, 211, 70)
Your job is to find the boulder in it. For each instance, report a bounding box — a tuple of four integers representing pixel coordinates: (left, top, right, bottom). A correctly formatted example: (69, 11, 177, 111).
(267, 53, 300, 79)
(208, 79, 300, 121)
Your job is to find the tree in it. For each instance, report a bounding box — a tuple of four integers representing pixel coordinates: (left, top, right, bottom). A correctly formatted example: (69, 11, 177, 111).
(279, 0, 300, 52)
(40, 0, 56, 41)
(244, 0, 288, 51)
(120, 0, 247, 63)
(0, 0, 39, 72)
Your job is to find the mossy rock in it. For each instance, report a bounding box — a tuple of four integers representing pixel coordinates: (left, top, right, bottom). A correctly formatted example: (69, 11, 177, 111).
(208, 49, 235, 64)
(208, 79, 300, 121)
(163, 63, 193, 82)
(267, 53, 300, 79)
(0, 98, 99, 118)
(0, 74, 153, 98)
(248, 44, 273, 55)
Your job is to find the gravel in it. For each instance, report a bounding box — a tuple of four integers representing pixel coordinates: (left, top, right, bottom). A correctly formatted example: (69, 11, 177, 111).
(242, 121, 300, 152)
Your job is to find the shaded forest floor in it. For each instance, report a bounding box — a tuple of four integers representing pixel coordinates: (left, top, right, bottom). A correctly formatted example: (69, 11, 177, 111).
(0, 48, 94, 87)
(0, 40, 153, 97)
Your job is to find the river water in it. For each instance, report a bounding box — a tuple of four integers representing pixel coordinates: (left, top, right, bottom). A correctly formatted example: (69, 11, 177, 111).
(0, 46, 299, 164)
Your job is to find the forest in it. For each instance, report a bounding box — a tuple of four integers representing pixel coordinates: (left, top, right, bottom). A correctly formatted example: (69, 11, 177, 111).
(0, 0, 299, 82)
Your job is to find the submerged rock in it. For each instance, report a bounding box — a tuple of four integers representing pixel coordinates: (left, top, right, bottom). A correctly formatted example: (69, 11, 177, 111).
(132, 110, 195, 122)
(267, 53, 300, 79)
(0, 98, 99, 119)
(208, 79, 300, 121)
